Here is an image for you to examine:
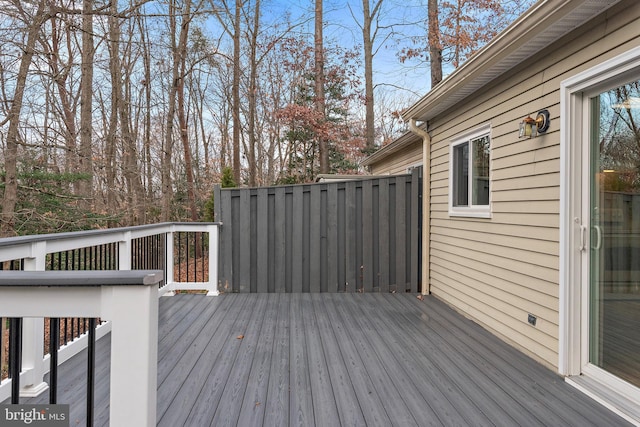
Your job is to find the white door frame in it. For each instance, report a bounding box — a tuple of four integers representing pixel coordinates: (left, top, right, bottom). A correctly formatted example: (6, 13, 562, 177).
(559, 45, 640, 377)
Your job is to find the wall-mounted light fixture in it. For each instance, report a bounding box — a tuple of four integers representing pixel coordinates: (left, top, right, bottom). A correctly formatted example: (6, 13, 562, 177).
(519, 109, 550, 138)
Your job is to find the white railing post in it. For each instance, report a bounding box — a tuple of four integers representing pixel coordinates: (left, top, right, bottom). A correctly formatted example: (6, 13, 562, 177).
(19, 241, 48, 397)
(0, 270, 161, 427)
(102, 277, 159, 427)
(207, 225, 219, 296)
(164, 229, 175, 295)
(119, 231, 132, 271)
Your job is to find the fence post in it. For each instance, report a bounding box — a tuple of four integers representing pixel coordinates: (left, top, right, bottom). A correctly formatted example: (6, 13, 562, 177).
(207, 225, 219, 296)
(19, 241, 48, 397)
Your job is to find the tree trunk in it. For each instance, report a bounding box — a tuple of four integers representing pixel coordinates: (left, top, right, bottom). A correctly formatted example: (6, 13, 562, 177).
(428, 0, 443, 87)
(119, 68, 146, 225)
(175, 0, 198, 221)
(315, 0, 328, 175)
(106, 2, 120, 225)
(162, 0, 179, 222)
(138, 14, 154, 202)
(79, 0, 94, 208)
(247, 0, 260, 187)
(47, 16, 78, 183)
(232, 0, 242, 184)
(1, 0, 49, 236)
(362, 0, 383, 150)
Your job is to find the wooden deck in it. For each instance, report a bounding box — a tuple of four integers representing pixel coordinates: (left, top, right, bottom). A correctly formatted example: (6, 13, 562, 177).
(8, 293, 631, 426)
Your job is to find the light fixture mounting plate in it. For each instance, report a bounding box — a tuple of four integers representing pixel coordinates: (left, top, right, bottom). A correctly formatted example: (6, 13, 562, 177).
(536, 110, 550, 133)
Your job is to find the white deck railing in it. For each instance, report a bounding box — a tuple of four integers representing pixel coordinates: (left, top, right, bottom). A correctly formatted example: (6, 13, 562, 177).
(0, 270, 163, 426)
(0, 222, 220, 422)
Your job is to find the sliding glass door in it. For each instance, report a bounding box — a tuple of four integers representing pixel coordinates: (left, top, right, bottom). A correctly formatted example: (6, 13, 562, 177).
(588, 79, 640, 388)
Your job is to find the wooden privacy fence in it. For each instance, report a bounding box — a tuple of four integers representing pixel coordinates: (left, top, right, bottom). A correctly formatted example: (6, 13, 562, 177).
(214, 169, 422, 293)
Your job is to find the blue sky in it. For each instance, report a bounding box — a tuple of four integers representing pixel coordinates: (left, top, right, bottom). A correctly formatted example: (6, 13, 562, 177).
(260, 0, 433, 106)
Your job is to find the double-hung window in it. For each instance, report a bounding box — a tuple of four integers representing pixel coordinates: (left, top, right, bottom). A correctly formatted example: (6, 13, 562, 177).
(449, 124, 491, 217)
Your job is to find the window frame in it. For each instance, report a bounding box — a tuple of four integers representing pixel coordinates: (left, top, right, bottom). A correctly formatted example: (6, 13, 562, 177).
(448, 124, 492, 218)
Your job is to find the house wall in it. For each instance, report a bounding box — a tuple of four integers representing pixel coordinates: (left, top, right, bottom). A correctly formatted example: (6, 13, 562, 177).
(427, 0, 640, 370)
(367, 140, 422, 175)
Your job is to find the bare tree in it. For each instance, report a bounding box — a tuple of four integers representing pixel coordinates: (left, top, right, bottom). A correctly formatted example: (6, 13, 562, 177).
(232, 0, 242, 183)
(0, 0, 50, 236)
(162, 0, 180, 221)
(315, 0, 328, 174)
(175, 0, 200, 221)
(428, 0, 442, 87)
(246, 0, 261, 187)
(79, 0, 94, 207)
(360, 0, 384, 149)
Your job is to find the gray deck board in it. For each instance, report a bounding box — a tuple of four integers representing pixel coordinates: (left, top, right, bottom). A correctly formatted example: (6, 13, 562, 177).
(288, 293, 314, 426)
(397, 293, 626, 427)
(310, 293, 367, 426)
(316, 294, 391, 426)
(300, 294, 340, 426)
(236, 293, 278, 426)
(211, 292, 268, 426)
(353, 294, 469, 426)
(335, 293, 431, 425)
(172, 294, 252, 427)
(6, 293, 632, 427)
(263, 293, 290, 427)
(330, 294, 418, 426)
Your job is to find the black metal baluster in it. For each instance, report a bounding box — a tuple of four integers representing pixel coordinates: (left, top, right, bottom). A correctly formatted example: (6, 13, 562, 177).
(142, 237, 147, 268)
(9, 317, 22, 404)
(200, 233, 209, 282)
(113, 243, 118, 269)
(193, 232, 198, 282)
(201, 232, 206, 281)
(49, 318, 60, 403)
(63, 318, 68, 345)
(86, 318, 96, 427)
(0, 317, 3, 379)
(178, 233, 183, 282)
(153, 235, 158, 268)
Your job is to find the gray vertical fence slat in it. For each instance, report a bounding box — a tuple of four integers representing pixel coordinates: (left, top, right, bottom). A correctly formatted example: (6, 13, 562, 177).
(216, 174, 421, 294)
(274, 187, 286, 293)
(292, 186, 304, 293)
(239, 189, 251, 293)
(220, 188, 233, 292)
(378, 179, 390, 293)
(309, 185, 321, 293)
(327, 185, 339, 292)
(257, 188, 269, 293)
(395, 176, 407, 293)
(345, 181, 357, 293)
(214, 185, 223, 286)
(362, 180, 374, 293)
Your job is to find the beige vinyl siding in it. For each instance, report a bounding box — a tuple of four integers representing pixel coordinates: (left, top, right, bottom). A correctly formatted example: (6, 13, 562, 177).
(367, 141, 422, 175)
(427, 0, 640, 369)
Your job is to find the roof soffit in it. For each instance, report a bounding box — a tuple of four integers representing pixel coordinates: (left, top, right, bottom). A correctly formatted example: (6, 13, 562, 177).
(361, 130, 422, 166)
(402, 0, 622, 123)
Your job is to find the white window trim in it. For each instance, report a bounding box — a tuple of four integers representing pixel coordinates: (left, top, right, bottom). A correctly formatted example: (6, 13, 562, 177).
(448, 123, 492, 218)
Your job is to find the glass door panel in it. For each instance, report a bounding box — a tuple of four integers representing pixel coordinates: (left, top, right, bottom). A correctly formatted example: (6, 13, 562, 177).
(589, 80, 640, 388)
